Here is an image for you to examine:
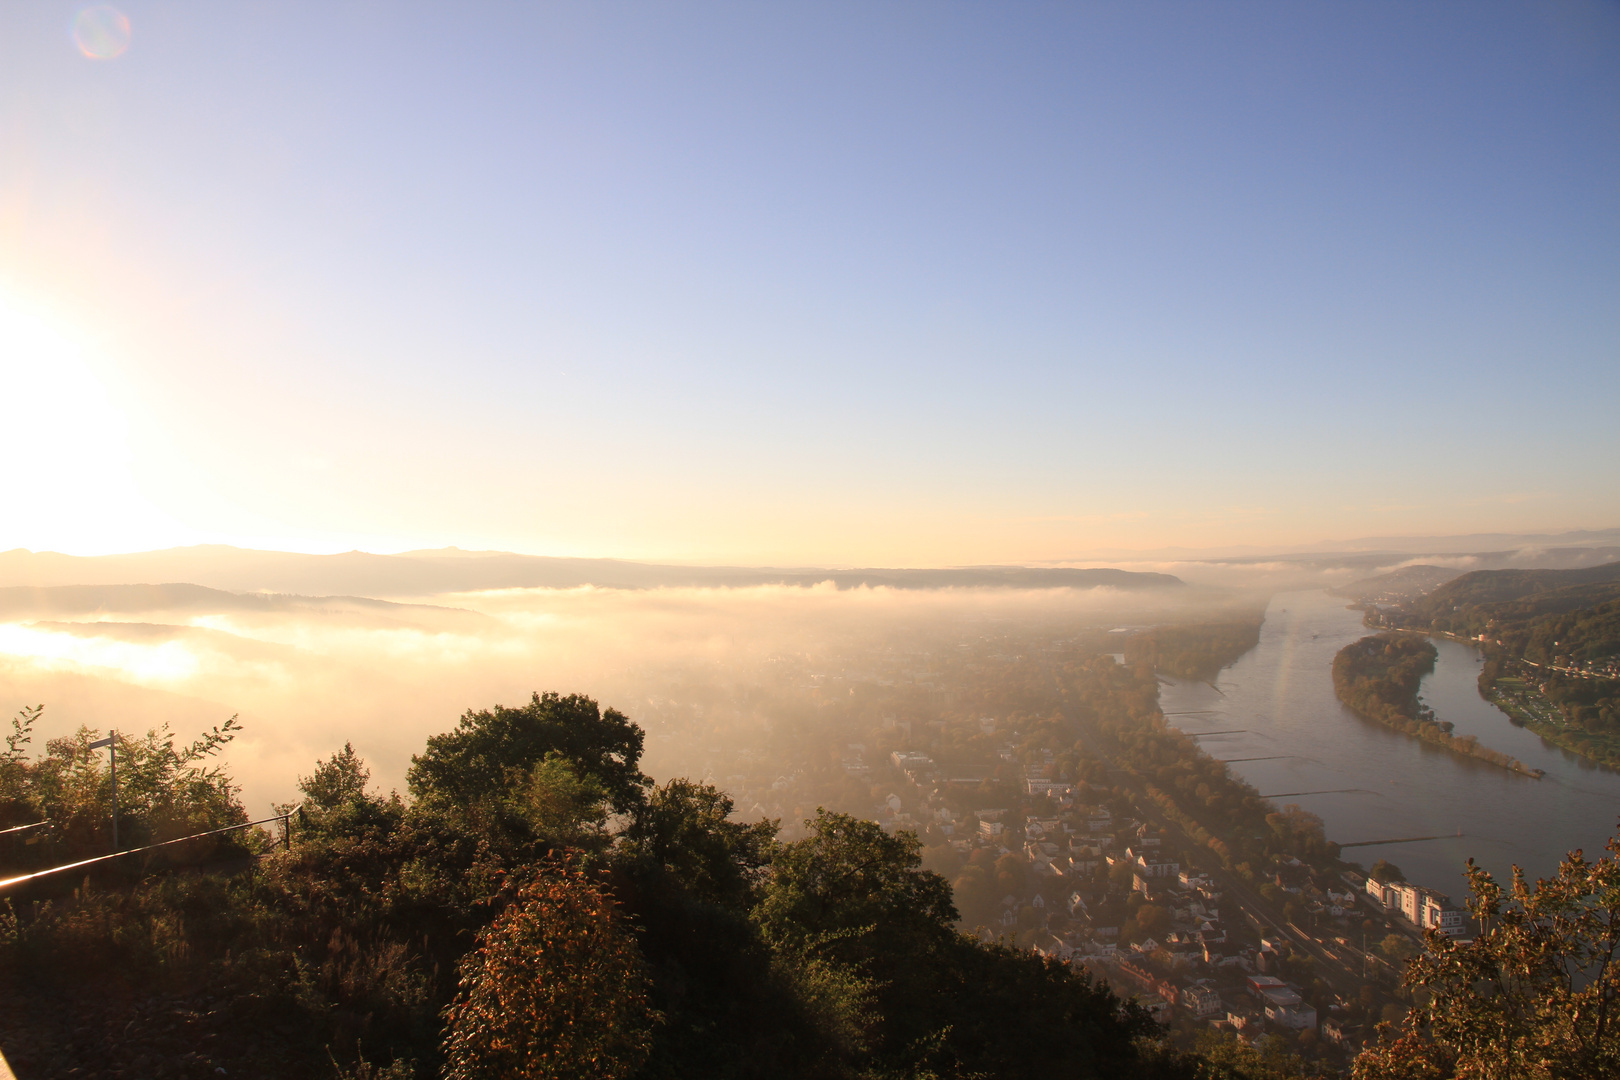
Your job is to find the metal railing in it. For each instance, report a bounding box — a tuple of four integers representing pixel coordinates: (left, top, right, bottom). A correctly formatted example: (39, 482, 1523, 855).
(0, 821, 48, 838)
(0, 805, 302, 892)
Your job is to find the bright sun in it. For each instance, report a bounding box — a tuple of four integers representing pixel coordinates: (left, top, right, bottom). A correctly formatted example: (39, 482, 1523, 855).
(0, 292, 184, 554)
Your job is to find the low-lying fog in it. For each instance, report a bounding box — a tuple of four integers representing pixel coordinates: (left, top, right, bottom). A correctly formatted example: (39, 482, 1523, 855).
(0, 581, 1247, 814)
(5, 537, 1609, 816)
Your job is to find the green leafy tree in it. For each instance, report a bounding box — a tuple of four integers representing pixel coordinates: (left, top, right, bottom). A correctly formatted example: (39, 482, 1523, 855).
(2, 715, 247, 857)
(519, 752, 611, 848)
(0, 704, 43, 824)
(1378, 933, 1418, 965)
(754, 810, 957, 1067)
(620, 778, 776, 909)
(1133, 903, 1170, 940)
(951, 864, 998, 928)
(298, 741, 371, 810)
(1183, 1029, 1323, 1078)
(408, 692, 648, 814)
(1370, 858, 1406, 883)
(755, 809, 957, 952)
(1353, 835, 1620, 1079)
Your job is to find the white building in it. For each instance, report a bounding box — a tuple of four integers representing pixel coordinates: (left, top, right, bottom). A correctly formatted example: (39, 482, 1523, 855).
(1366, 876, 1465, 937)
(1129, 846, 1180, 879)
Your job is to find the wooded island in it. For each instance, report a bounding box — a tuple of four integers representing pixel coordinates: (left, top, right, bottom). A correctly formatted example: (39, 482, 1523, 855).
(1331, 634, 1539, 777)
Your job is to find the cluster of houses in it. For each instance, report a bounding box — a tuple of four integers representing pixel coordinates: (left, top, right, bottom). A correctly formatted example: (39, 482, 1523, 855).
(1265, 857, 1364, 921)
(869, 735, 1314, 1038)
(1515, 653, 1619, 681)
(864, 723, 1460, 1056)
(1051, 928, 1323, 1040)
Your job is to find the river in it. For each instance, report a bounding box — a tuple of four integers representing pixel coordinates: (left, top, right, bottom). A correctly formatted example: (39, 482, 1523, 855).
(1156, 589, 1620, 900)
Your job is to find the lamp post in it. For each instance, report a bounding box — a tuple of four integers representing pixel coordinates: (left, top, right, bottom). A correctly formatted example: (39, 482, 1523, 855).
(87, 730, 118, 851)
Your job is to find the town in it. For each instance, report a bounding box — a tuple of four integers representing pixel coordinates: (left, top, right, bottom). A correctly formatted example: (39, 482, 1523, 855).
(871, 734, 1465, 1061)
(627, 618, 1462, 1068)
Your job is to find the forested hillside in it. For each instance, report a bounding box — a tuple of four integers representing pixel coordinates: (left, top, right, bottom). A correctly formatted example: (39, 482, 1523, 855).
(1330, 565, 1463, 606)
(1124, 617, 1265, 681)
(1372, 563, 1620, 764)
(1398, 562, 1620, 626)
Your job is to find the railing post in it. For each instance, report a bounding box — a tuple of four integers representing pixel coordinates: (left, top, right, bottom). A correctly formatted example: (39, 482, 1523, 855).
(87, 731, 120, 852)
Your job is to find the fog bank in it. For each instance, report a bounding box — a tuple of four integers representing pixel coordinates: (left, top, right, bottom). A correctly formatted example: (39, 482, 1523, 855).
(0, 582, 1251, 813)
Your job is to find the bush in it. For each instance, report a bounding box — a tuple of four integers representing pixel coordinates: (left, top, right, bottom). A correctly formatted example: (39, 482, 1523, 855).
(440, 866, 656, 1080)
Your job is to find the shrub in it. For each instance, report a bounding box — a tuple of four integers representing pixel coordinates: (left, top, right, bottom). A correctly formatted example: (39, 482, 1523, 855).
(440, 866, 656, 1080)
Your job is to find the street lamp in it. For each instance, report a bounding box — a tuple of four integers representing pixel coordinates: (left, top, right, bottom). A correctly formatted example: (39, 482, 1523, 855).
(87, 730, 119, 851)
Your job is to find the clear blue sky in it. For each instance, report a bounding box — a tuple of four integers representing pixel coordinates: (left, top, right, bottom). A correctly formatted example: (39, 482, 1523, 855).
(2, 2, 1616, 563)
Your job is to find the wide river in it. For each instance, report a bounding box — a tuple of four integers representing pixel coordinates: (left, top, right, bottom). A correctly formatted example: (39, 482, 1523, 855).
(1157, 589, 1620, 899)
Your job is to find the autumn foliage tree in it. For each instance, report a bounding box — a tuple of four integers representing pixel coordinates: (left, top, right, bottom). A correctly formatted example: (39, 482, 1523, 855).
(1353, 834, 1620, 1080)
(440, 866, 657, 1080)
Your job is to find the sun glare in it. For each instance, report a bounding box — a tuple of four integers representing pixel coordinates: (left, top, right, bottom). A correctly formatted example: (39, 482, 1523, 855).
(0, 624, 200, 683)
(0, 292, 183, 554)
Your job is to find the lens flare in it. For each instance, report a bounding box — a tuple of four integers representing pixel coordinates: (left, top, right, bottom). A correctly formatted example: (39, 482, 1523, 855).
(73, 5, 131, 60)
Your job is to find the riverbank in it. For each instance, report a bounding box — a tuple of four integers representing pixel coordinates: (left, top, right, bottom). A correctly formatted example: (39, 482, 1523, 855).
(1333, 634, 1542, 778)
(1377, 609, 1620, 772)
(1480, 671, 1620, 771)
(1157, 589, 1620, 896)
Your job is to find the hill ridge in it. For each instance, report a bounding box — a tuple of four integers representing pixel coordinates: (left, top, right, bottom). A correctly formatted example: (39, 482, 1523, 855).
(0, 546, 1184, 597)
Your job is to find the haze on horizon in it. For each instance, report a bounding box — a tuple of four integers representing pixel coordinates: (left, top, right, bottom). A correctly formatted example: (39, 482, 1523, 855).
(2, 3, 1618, 565)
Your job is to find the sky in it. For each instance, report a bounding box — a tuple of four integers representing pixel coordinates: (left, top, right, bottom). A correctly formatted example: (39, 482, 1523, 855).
(1, 1, 1617, 566)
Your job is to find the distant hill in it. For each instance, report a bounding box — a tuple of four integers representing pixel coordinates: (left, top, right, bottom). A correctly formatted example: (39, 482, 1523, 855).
(0, 546, 1184, 597)
(1331, 564, 1466, 605)
(1409, 562, 1620, 612)
(1328, 528, 1620, 554)
(0, 582, 491, 627)
(1382, 562, 1620, 670)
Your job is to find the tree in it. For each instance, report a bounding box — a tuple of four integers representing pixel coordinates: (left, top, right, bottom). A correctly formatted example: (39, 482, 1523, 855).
(1370, 858, 1405, 883)
(754, 810, 958, 1068)
(1184, 1029, 1321, 1078)
(996, 851, 1031, 896)
(408, 692, 648, 814)
(1353, 834, 1620, 1079)
(1378, 933, 1418, 965)
(755, 809, 957, 950)
(952, 864, 998, 928)
(298, 741, 371, 810)
(920, 840, 963, 881)
(1133, 903, 1170, 940)
(619, 778, 776, 909)
(440, 866, 656, 1080)
(4, 716, 247, 857)
(0, 704, 43, 824)
(520, 752, 610, 848)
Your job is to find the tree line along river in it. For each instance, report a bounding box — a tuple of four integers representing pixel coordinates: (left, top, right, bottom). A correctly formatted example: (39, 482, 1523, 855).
(1156, 588, 1620, 899)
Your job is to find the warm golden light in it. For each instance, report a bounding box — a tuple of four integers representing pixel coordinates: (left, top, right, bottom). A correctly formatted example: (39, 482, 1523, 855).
(0, 292, 183, 554)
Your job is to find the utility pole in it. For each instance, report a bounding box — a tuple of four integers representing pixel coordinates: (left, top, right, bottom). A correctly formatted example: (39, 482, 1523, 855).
(87, 730, 118, 851)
